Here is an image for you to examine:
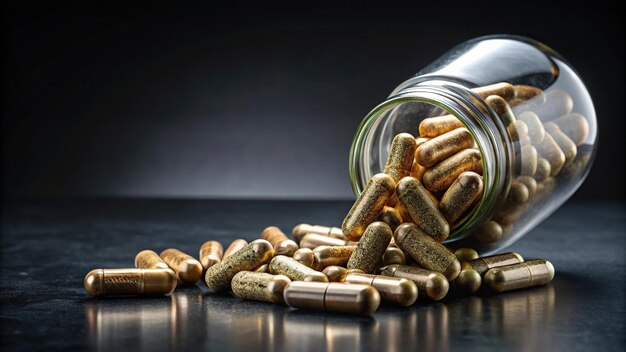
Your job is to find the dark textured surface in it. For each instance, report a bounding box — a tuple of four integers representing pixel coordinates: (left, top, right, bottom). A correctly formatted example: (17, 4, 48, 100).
(1, 199, 625, 351)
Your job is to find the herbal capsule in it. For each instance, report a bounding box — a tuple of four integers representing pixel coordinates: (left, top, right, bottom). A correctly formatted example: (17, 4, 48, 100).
(312, 245, 355, 271)
(536, 133, 566, 176)
(223, 239, 248, 259)
(518, 111, 545, 145)
(269, 255, 329, 282)
(416, 128, 474, 167)
(472, 220, 503, 243)
(293, 248, 315, 268)
(419, 115, 464, 137)
(534, 158, 551, 182)
(454, 248, 479, 262)
(342, 173, 395, 241)
(473, 82, 515, 101)
(394, 223, 460, 280)
(518, 145, 538, 176)
(439, 171, 483, 224)
(383, 246, 406, 266)
(517, 176, 537, 196)
(530, 90, 573, 120)
(231, 271, 292, 304)
(283, 281, 380, 315)
(393, 202, 412, 223)
(510, 181, 530, 204)
(513, 85, 543, 101)
(84, 268, 177, 297)
(299, 234, 353, 249)
(377, 206, 403, 231)
(262, 226, 299, 257)
(135, 250, 170, 270)
(343, 273, 418, 306)
(485, 95, 516, 129)
(544, 123, 577, 163)
(384, 133, 418, 182)
(381, 265, 449, 301)
(551, 113, 589, 145)
(396, 177, 449, 242)
(255, 264, 270, 273)
(347, 222, 392, 274)
(159, 248, 203, 284)
(322, 266, 364, 282)
(485, 259, 555, 292)
(291, 224, 346, 243)
(422, 149, 483, 193)
(205, 239, 274, 292)
(455, 268, 482, 294)
(199, 241, 223, 271)
(462, 252, 524, 276)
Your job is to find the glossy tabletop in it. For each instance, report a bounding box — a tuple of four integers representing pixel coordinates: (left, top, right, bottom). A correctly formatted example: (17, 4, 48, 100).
(1, 199, 625, 351)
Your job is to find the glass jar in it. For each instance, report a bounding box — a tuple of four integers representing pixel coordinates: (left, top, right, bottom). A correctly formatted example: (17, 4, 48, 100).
(349, 35, 597, 254)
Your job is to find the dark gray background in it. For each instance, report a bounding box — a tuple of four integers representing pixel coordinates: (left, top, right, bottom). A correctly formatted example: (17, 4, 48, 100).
(2, 2, 623, 200)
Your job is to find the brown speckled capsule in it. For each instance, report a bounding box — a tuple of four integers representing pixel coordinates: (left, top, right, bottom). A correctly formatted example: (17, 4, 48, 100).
(536, 133, 566, 176)
(135, 250, 170, 270)
(473, 82, 515, 101)
(291, 224, 346, 243)
(416, 128, 475, 167)
(342, 173, 395, 241)
(485, 95, 516, 130)
(299, 234, 354, 249)
(509, 181, 529, 203)
(472, 220, 503, 244)
(513, 85, 543, 101)
(485, 259, 554, 292)
(312, 245, 355, 271)
(396, 177, 449, 242)
(347, 222, 392, 274)
(199, 241, 223, 271)
(293, 248, 315, 267)
(222, 239, 248, 259)
(269, 255, 329, 282)
(517, 176, 537, 196)
(518, 111, 545, 145)
(383, 246, 406, 266)
(422, 149, 483, 193)
(322, 266, 364, 282)
(262, 226, 299, 257)
(204, 239, 274, 292)
(84, 268, 177, 297)
(453, 248, 479, 262)
(343, 273, 418, 306)
(377, 206, 403, 231)
(419, 115, 464, 137)
(544, 123, 577, 164)
(283, 281, 380, 315)
(518, 144, 538, 176)
(455, 268, 482, 294)
(394, 223, 460, 280)
(439, 171, 483, 224)
(462, 252, 524, 276)
(231, 271, 292, 304)
(381, 265, 449, 301)
(159, 248, 204, 284)
(551, 113, 589, 146)
(384, 133, 418, 182)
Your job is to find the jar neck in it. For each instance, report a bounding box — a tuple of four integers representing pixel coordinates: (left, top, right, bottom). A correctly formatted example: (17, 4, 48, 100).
(349, 80, 513, 241)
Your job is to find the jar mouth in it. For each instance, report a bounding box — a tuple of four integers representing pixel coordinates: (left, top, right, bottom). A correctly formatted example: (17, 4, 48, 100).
(349, 82, 512, 242)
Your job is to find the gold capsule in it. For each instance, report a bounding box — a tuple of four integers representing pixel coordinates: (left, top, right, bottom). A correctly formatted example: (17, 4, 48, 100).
(199, 241, 223, 271)
(509, 181, 529, 204)
(517, 176, 537, 196)
(394, 223, 460, 280)
(485, 95, 516, 130)
(544, 123, 577, 164)
(342, 173, 395, 241)
(347, 221, 392, 274)
(343, 273, 418, 306)
(518, 144, 538, 176)
(381, 265, 449, 301)
(312, 245, 355, 271)
(293, 248, 315, 267)
(462, 252, 524, 276)
(299, 234, 353, 249)
(396, 177, 449, 241)
(518, 111, 545, 144)
(205, 239, 274, 292)
(231, 271, 292, 304)
(84, 268, 177, 297)
(223, 239, 248, 259)
(383, 246, 406, 266)
(534, 158, 551, 182)
(473, 82, 515, 100)
(536, 133, 566, 176)
(416, 128, 475, 167)
(439, 171, 483, 224)
(262, 226, 299, 257)
(484, 259, 555, 292)
(283, 281, 380, 315)
(384, 133, 418, 182)
(159, 248, 203, 284)
(135, 250, 170, 270)
(422, 149, 483, 193)
(551, 113, 589, 146)
(419, 115, 465, 137)
(322, 266, 364, 282)
(291, 224, 346, 243)
(513, 85, 543, 101)
(269, 255, 329, 282)
(472, 220, 503, 243)
(453, 248, 479, 262)
(377, 206, 403, 231)
(455, 268, 482, 294)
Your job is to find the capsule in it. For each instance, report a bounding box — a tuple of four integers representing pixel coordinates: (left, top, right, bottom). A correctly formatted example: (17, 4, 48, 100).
(342, 173, 395, 241)
(204, 239, 274, 292)
(534, 158, 552, 182)
(518, 144, 538, 176)
(536, 133, 566, 176)
(322, 266, 364, 282)
(529, 90, 573, 120)
(343, 273, 418, 306)
(199, 241, 223, 271)
(485, 95, 516, 129)
(422, 149, 483, 193)
(255, 264, 270, 273)
(472, 220, 504, 244)
(231, 271, 292, 304)
(439, 171, 483, 224)
(293, 248, 315, 267)
(222, 239, 248, 259)
(347, 222, 392, 274)
(551, 113, 589, 146)
(453, 248, 479, 262)
(419, 115, 464, 137)
(455, 268, 482, 294)
(384, 133, 418, 182)
(513, 85, 543, 101)
(377, 206, 403, 231)
(544, 123, 577, 164)
(509, 181, 529, 204)
(416, 128, 474, 167)
(517, 176, 537, 196)
(84, 268, 177, 297)
(262, 226, 299, 257)
(312, 245, 355, 271)
(283, 281, 380, 315)
(299, 234, 354, 249)
(160, 248, 204, 284)
(269, 255, 329, 282)
(394, 223, 460, 280)
(291, 224, 346, 243)
(396, 177, 449, 241)
(383, 246, 406, 266)
(518, 111, 545, 145)
(462, 252, 524, 276)
(381, 265, 449, 301)
(473, 82, 515, 101)
(135, 250, 170, 270)
(485, 259, 555, 292)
